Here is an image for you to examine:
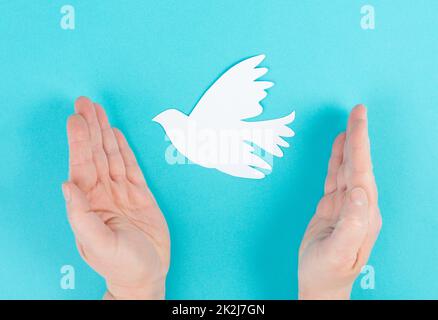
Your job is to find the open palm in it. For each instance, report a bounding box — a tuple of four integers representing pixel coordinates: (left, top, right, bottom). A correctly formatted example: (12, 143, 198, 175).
(298, 105, 382, 299)
(62, 97, 170, 299)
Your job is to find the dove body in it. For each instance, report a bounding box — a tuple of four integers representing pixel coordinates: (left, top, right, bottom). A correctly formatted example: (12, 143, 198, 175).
(153, 108, 295, 179)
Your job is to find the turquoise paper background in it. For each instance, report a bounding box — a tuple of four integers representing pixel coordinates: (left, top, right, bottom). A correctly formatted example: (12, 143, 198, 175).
(0, 0, 437, 299)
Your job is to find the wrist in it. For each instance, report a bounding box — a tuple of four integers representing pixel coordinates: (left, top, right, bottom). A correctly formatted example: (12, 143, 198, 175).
(299, 286, 352, 300)
(104, 279, 166, 300)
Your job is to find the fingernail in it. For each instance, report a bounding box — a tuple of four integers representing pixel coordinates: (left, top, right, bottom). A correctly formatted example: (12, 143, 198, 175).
(350, 187, 367, 206)
(62, 184, 71, 203)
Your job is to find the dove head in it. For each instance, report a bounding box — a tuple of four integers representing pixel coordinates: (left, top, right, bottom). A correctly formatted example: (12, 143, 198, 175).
(152, 109, 188, 131)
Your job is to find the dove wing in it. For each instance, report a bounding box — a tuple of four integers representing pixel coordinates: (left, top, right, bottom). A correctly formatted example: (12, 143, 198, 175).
(189, 55, 273, 122)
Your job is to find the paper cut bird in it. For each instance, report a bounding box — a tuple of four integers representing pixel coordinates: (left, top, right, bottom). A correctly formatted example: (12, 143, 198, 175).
(153, 55, 295, 179)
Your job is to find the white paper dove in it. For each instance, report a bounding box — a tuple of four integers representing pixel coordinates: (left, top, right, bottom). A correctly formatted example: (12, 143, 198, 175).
(153, 55, 295, 179)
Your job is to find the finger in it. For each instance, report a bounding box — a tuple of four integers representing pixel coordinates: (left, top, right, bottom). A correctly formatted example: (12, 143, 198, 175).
(346, 120, 377, 203)
(345, 119, 371, 174)
(344, 107, 378, 205)
(113, 128, 147, 187)
(62, 182, 114, 250)
(67, 114, 97, 191)
(335, 105, 366, 194)
(74, 97, 110, 180)
(344, 104, 367, 168)
(347, 104, 367, 136)
(326, 187, 369, 267)
(313, 193, 336, 222)
(324, 132, 346, 194)
(94, 103, 126, 181)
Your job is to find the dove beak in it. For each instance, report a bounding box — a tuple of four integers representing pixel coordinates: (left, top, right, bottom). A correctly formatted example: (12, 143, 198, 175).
(152, 115, 159, 123)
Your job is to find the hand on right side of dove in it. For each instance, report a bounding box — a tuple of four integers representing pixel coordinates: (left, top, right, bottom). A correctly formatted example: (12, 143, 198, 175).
(62, 97, 170, 300)
(298, 105, 382, 300)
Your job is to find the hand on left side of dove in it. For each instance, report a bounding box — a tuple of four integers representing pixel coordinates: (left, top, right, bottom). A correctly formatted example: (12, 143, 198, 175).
(62, 97, 170, 300)
(298, 105, 382, 300)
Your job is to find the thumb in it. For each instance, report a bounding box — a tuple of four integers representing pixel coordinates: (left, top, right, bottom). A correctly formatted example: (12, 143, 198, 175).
(62, 182, 114, 250)
(328, 187, 369, 265)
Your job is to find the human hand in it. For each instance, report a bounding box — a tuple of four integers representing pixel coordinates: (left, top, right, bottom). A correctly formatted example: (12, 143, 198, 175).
(62, 97, 170, 300)
(298, 105, 382, 300)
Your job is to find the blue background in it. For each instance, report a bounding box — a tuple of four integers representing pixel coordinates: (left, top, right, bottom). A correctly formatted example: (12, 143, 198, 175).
(0, 0, 437, 299)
